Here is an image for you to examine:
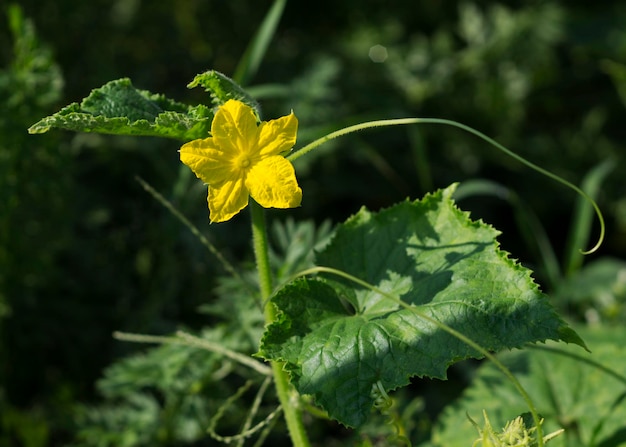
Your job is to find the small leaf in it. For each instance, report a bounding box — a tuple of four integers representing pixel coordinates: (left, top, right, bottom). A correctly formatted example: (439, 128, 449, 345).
(187, 70, 260, 114)
(259, 184, 583, 427)
(28, 78, 213, 141)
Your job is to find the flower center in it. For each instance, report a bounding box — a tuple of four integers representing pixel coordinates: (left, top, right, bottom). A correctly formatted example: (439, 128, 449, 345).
(234, 153, 252, 170)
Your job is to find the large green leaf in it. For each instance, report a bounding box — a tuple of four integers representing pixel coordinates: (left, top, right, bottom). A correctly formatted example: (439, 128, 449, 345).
(259, 184, 583, 428)
(28, 78, 213, 140)
(432, 326, 626, 447)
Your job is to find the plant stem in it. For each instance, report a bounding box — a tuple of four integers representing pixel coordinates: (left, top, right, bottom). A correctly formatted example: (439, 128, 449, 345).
(250, 199, 311, 447)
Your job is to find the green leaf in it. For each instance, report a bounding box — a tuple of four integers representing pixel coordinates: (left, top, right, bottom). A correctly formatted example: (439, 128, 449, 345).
(432, 326, 626, 447)
(187, 70, 260, 113)
(259, 184, 583, 428)
(28, 78, 213, 140)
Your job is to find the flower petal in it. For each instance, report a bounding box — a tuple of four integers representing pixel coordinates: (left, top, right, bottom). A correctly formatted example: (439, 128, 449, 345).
(246, 156, 302, 209)
(257, 111, 298, 157)
(180, 137, 233, 185)
(208, 176, 249, 223)
(211, 100, 259, 156)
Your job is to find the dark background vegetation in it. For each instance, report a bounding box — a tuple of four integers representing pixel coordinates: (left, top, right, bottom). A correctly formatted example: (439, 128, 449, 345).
(1, 0, 625, 445)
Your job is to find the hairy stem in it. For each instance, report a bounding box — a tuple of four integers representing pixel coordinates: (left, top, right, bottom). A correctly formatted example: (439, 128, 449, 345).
(250, 200, 311, 447)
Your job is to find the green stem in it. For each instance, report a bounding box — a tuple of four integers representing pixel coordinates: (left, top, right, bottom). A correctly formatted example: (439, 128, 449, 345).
(250, 199, 274, 300)
(249, 200, 311, 447)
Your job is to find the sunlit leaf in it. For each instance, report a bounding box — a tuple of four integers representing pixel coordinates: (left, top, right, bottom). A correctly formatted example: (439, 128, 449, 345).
(259, 184, 584, 427)
(28, 78, 213, 141)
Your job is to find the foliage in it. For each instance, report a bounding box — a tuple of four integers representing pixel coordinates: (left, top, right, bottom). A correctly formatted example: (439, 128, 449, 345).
(70, 218, 330, 447)
(0, 5, 69, 446)
(0, 4, 64, 324)
(72, 332, 262, 447)
(432, 326, 626, 447)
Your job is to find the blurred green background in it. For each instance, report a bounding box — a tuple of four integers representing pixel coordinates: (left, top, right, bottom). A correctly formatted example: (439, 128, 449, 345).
(1, 1, 625, 445)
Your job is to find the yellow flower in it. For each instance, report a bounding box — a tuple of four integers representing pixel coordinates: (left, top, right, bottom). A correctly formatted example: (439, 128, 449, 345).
(180, 99, 302, 223)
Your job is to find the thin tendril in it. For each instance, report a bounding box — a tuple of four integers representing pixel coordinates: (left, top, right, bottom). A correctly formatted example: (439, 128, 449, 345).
(288, 118, 604, 254)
